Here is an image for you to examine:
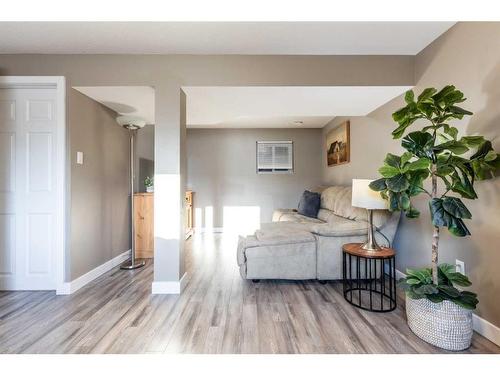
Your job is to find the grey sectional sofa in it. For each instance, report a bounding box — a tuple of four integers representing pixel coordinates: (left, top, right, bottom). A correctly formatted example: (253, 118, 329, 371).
(237, 186, 400, 281)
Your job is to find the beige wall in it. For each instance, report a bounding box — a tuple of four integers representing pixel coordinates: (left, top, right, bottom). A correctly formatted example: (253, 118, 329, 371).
(322, 22, 500, 326)
(187, 128, 323, 229)
(135, 124, 155, 193)
(69, 90, 130, 279)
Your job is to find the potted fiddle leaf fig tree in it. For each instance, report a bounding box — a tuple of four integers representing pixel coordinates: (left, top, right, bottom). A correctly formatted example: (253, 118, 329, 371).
(369, 86, 500, 351)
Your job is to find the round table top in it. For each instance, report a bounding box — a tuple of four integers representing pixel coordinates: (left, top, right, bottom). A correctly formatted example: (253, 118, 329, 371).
(342, 243, 395, 258)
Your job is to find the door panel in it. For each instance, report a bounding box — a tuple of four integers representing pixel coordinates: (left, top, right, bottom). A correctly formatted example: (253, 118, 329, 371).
(0, 88, 57, 290)
(0, 133, 15, 192)
(27, 214, 52, 275)
(27, 133, 52, 192)
(0, 214, 15, 275)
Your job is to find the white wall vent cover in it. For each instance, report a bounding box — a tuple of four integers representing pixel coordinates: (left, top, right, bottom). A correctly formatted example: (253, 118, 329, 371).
(256, 141, 293, 174)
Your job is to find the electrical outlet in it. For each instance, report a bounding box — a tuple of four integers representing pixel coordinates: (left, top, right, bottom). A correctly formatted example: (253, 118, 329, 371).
(456, 259, 465, 275)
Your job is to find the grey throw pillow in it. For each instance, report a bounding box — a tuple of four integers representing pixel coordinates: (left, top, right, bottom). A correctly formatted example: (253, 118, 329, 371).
(297, 190, 321, 218)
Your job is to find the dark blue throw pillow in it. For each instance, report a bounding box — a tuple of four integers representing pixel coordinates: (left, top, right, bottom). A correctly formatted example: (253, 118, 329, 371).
(297, 190, 321, 218)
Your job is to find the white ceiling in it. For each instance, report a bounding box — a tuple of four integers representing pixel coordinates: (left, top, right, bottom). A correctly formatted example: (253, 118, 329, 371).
(73, 86, 155, 124)
(183, 86, 412, 128)
(0, 22, 454, 55)
(71, 85, 411, 128)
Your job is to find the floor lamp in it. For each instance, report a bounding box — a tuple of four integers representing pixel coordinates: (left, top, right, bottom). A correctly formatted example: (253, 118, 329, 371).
(116, 115, 147, 270)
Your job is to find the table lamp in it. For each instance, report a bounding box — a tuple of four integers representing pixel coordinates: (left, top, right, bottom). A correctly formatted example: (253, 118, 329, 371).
(352, 179, 388, 251)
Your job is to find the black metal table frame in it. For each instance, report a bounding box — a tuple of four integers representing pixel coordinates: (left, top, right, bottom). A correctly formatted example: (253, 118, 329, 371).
(342, 251, 397, 312)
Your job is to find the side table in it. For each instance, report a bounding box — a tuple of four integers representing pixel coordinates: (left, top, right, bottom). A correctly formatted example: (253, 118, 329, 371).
(342, 243, 397, 312)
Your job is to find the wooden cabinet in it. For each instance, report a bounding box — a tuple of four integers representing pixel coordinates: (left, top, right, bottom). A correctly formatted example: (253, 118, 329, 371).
(185, 190, 194, 239)
(134, 191, 194, 257)
(134, 193, 154, 259)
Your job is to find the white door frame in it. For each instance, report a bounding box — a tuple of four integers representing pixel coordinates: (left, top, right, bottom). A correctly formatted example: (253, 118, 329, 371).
(0, 76, 66, 293)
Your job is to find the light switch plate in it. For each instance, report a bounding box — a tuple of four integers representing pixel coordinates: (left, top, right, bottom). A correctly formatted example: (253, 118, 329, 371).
(456, 259, 465, 275)
(76, 151, 84, 165)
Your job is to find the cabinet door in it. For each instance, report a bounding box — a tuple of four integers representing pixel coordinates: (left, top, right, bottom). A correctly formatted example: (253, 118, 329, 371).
(134, 195, 153, 258)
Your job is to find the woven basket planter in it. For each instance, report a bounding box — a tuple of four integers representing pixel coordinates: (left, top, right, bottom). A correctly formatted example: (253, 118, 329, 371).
(405, 295, 473, 351)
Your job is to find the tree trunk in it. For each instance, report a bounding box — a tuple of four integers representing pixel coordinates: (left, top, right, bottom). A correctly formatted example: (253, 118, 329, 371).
(431, 164, 439, 285)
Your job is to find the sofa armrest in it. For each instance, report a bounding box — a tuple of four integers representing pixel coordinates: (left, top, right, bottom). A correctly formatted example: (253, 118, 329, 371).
(272, 208, 298, 222)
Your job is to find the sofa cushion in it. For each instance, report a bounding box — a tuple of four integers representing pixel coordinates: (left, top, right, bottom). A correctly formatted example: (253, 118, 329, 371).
(320, 186, 366, 220)
(297, 190, 321, 218)
(255, 226, 315, 245)
(310, 216, 369, 237)
(275, 211, 324, 224)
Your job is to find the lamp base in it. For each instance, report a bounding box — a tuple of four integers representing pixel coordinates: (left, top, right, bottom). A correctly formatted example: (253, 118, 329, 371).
(362, 209, 383, 252)
(361, 241, 383, 252)
(120, 260, 146, 270)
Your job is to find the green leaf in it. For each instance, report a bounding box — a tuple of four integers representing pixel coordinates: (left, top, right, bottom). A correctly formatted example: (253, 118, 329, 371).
(427, 293, 445, 303)
(391, 117, 419, 139)
(401, 131, 434, 159)
(405, 205, 420, 218)
(392, 106, 410, 122)
(406, 158, 431, 171)
(400, 152, 413, 166)
(406, 290, 425, 300)
(437, 285, 461, 298)
(461, 136, 485, 148)
(442, 197, 472, 219)
(388, 191, 400, 211)
(429, 198, 471, 236)
(404, 90, 415, 104)
(406, 278, 421, 285)
(406, 268, 432, 282)
(386, 174, 410, 192)
(449, 169, 477, 199)
(432, 85, 456, 105)
(384, 153, 401, 168)
(485, 150, 497, 162)
(434, 140, 469, 155)
(429, 198, 450, 227)
(446, 272, 472, 287)
(449, 105, 473, 117)
(417, 87, 437, 103)
(450, 292, 478, 310)
(369, 178, 387, 192)
(471, 140, 493, 160)
(406, 169, 429, 196)
(438, 263, 456, 276)
(443, 125, 458, 140)
(442, 89, 465, 105)
(471, 158, 498, 180)
(414, 284, 439, 295)
(447, 216, 471, 237)
(399, 192, 410, 210)
(379, 165, 400, 178)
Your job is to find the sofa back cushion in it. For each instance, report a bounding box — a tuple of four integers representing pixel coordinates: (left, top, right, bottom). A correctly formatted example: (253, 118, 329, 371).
(297, 190, 321, 218)
(320, 185, 393, 227)
(320, 186, 365, 220)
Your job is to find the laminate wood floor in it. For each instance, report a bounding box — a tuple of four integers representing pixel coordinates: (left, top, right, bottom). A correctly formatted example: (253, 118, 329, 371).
(0, 233, 498, 354)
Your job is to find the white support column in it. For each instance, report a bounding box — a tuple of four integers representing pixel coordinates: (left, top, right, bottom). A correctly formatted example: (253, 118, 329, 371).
(152, 83, 187, 294)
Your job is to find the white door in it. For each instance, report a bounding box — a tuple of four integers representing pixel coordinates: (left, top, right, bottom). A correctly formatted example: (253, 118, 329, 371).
(0, 87, 58, 290)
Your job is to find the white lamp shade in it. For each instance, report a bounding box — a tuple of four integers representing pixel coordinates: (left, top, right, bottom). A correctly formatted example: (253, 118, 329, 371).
(352, 179, 388, 210)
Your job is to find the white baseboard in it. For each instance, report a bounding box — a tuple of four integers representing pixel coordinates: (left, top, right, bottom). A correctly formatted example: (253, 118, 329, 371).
(395, 269, 406, 280)
(472, 314, 500, 347)
(56, 250, 131, 295)
(151, 272, 187, 294)
(194, 227, 224, 234)
(396, 268, 500, 347)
